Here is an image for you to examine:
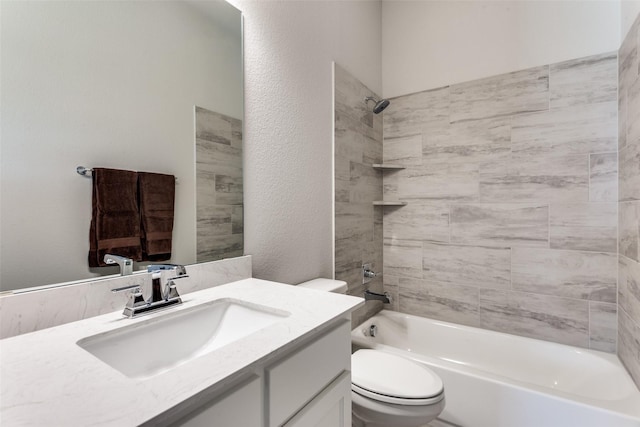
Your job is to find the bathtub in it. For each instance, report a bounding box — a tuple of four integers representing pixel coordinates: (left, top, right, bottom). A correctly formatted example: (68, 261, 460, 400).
(352, 310, 640, 427)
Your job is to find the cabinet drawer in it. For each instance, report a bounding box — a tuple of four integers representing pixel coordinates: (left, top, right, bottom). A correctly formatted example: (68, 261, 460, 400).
(267, 320, 351, 427)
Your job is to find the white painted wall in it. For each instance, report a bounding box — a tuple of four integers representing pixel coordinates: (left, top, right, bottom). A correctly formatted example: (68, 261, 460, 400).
(228, 0, 382, 284)
(622, 0, 640, 40)
(382, 0, 621, 97)
(0, 1, 242, 290)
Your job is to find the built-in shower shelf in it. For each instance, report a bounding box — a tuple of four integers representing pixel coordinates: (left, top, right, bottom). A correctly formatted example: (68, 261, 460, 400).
(373, 201, 407, 206)
(372, 164, 405, 170)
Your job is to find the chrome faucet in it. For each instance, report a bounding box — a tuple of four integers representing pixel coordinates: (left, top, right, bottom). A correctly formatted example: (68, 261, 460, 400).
(364, 289, 392, 304)
(111, 264, 188, 318)
(104, 254, 133, 276)
(148, 264, 188, 301)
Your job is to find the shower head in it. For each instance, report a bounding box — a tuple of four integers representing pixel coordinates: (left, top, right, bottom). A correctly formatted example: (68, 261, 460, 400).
(364, 96, 390, 114)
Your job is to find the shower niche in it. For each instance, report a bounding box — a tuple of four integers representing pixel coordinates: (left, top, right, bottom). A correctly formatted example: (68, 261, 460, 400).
(372, 164, 407, 206)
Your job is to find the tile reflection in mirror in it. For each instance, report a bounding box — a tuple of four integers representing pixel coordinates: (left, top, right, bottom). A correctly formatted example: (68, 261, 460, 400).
(196, 107, 243, 262)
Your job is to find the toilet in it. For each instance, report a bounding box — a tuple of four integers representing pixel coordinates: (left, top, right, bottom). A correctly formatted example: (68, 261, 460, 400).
(297, 278, 446, 427)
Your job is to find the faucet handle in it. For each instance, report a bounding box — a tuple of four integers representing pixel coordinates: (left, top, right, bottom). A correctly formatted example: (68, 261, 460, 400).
(163, 281, 181, 301)
(111, 285, 144, 302)
(363, 269, 378, 278)
(111, 284, 142, 294)
(111, 285, 147, 317)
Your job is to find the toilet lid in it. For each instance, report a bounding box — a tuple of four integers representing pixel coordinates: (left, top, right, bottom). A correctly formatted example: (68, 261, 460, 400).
(351, 350, 443, 404)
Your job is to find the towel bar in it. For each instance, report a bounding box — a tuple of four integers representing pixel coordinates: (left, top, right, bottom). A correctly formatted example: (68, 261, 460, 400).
(76, 166, 177, 181)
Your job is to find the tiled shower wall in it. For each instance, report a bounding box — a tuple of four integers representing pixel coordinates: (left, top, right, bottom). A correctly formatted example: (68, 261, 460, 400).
(618, 14, 640, 387)
(334, 64, 385, 326)
(195, 106, 243, 262)
(382, 52, 619, 352)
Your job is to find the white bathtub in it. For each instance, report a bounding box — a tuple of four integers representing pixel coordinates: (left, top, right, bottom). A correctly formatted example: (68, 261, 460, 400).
(352, 310, 640, 427)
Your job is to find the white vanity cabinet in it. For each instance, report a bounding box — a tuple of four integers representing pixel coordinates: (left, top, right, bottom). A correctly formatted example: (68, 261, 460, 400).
(166, 319, 352, 427)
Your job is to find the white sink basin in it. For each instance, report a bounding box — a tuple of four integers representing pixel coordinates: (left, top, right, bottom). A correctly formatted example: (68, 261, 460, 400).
(77, 298, 290, 379)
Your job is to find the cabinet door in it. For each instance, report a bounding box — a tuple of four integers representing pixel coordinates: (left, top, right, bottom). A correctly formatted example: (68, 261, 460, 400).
(268, 321, 351, 426)
(172, 375, 263, 427)
(284, 372, 351, 427)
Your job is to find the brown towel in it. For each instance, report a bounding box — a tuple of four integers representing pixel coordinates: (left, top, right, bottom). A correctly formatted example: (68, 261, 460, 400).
(138, 172, 175, 261)
(89, 168, 142, 267)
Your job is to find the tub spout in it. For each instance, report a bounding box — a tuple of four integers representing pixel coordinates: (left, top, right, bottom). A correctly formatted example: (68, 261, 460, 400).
(364, 290, 392, 304)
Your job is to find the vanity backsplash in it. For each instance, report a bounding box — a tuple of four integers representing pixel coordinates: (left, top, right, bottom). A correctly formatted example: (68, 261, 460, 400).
(0, 256, 252, 339)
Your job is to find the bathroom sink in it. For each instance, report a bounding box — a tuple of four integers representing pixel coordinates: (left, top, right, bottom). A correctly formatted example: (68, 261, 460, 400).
(77, 299, 290, 379)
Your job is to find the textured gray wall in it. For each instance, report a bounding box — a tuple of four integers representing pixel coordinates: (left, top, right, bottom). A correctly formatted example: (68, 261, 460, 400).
(235, 0, 382, 284)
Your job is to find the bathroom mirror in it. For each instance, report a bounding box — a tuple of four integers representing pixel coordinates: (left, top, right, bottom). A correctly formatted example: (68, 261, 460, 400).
(0, 0, 243, 291)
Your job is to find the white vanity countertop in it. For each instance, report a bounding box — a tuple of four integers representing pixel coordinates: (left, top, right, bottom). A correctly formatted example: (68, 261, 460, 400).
(0, 278, 363, 426)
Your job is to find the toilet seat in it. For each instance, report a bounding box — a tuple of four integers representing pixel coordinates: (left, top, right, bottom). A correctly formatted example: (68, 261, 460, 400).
(352, 383, 444, 406)
(351, 350, 444, 406)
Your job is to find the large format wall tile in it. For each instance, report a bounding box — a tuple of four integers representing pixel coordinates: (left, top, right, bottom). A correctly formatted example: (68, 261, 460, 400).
(589, 152, 618, 202)
(196, 106, 234, 145)
(399, 277, 480, 327)
(422, 243, 510, 289)
(196, 234, 243, 261)
(422, 117, 511, 173)
(450, 204, 548, 248)
(512, 247, 617, 302)
(384, 87, 449, 138)
(549, 52, 617, 108)
(335, 63, 378, 125)
(511, 102, 617, 156)
(214, 175, 243, 205)
(335, 202, 374, 242)
(589, 302, 617, 352)
(383, 51, 619, 352)
(384, 239, 423, 279)
(620, 19, 639, 96)
(627, 74, 640, 145)
(619, 14, 640, 390)
(549, 202, 617, 253)
(479, 289, 589, 347)
(619, 255, 640, 322)
(399, 163, 480, 201)
(619, 136, 640, 202)
(619, 19, 638, 152)
(619, 308, 640, 386)
(383, 202, 449, 242)
(479, 153, 589, 203)
(350, 161, 382, 203)
(196, 138, 243, 178)
(334, 64, 383, 327)
(449, 66, 548, 123)
(620, 201, 640, 261)
(196, 107, 243, 263)
(383, 134, 422, 166)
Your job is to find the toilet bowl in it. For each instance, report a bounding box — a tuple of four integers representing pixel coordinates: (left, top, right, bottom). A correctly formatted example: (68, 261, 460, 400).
(351, 349, 445, 427)
(297, 278, 446, 427)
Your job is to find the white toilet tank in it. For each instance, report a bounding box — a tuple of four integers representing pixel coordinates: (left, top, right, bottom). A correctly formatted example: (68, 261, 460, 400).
(297, 278, 348, 294)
